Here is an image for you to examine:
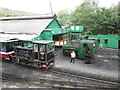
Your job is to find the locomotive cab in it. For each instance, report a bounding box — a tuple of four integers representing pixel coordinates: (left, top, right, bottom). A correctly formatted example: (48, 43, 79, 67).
(12, 40, 55, 69)
(0, 38, 18, 60)
(33, 40, 55, 69)
(62, 39, 96, 60)
(80, 40, 96, 58)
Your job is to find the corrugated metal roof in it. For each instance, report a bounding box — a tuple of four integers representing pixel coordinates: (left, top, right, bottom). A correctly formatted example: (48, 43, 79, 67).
(0, 14, 56, 21)
(0, 14, 56, 34)
(80, 40, 95, 43)
(33, 40, 53, 44)
(0, 34, 38, 40)
(0, 37, 18, 43)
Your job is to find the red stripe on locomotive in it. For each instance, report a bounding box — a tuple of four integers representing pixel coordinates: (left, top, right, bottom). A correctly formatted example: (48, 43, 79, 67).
(0, 52, 14, 58)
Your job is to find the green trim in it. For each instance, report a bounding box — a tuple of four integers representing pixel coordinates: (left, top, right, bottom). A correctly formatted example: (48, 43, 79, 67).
(46, 19, 61, 29)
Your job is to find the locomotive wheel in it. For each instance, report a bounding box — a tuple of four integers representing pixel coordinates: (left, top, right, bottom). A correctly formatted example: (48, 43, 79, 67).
(2, 58, 5, 61)
(9, 56, 12, 62)
(63, 50, 67, 56)
(85, 59, 92, 64)
(14, 59, 20, 64)
(11, 58, 15, 63)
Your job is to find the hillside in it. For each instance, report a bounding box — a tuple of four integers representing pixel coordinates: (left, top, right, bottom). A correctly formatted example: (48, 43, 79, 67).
(0, 7, 40, 17)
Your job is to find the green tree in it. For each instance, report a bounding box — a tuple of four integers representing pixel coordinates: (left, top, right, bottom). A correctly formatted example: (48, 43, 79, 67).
(57, 10, 71, 26)
(57, 0, 119, 35)
(91, 6, 119, 35)
(70, 0, 98, 31)
(70, 0, 119, 35)
(0, 12, 6, 17)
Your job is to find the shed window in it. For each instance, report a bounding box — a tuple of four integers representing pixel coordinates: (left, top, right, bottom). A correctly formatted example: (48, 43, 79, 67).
(105, 39, 108, 44)
(76, 26, 79, 30)
(98, 39, 100, 43)
(71, 26, 74, 30)
(34, 44, 38, 52)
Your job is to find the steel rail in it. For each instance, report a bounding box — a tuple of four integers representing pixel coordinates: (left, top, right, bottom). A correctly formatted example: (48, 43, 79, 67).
(2, 72, 117, 89)
(50, 69, 118, 85)
(29, 77, 117, 89)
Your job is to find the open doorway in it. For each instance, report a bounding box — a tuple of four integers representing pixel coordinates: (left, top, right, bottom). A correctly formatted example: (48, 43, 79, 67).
(53, 34, 68, 47)
(118, 40, 120, 49)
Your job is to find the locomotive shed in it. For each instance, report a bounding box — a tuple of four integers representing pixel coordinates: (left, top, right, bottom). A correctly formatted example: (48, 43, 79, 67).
(2, 47, 119, 88)
(0, 15, 119, 89)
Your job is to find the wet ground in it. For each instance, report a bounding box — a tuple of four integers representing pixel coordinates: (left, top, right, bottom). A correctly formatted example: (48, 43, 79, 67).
(1, 48, 119, 89)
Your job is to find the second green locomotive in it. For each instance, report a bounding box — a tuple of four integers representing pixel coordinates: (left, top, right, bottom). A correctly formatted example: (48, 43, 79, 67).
(62, 40, 96, 59)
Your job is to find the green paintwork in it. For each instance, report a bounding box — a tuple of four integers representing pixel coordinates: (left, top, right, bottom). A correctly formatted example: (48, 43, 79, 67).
(52, 28, 69, 35)
(108, 38, 118, 48)
(41, 30, 53, 40)
(46, 19, 61, 29)
(62, 45, 86, 59)
(68, 25, 83, 43)
(86, 37, 100, 52)
(69, 25, 83, 32)
(79, 40, 96, 57)
(69, 33, 82, 41)
(32, 19, 62, 41)
(62, 40, 95, 59)
(84, 35, 119, 48)
(33, 35, 42, 41)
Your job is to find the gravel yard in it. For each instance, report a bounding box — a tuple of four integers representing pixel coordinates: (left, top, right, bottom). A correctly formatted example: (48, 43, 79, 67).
(1, 48, 119, 89)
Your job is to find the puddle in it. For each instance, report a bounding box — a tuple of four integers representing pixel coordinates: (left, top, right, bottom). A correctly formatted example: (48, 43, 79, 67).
(104, 60, 109, 62)
(55, 65, 61, 68)
(96, 55, 104, 57)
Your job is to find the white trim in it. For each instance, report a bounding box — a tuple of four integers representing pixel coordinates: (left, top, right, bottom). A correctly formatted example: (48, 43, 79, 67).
(0, 51, 14, 55)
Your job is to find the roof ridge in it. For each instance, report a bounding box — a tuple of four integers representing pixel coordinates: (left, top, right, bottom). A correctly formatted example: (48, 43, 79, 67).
(0, 14, 56, 21)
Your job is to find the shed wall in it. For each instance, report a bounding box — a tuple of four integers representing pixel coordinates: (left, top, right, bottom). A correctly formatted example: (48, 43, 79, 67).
(84, 35, 119, 48)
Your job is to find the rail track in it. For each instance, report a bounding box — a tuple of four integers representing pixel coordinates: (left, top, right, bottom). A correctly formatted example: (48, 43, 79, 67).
(2, 73, 118, 89)
(2, 48, 118, 89)
(49, 69, 118, 85)
(2, 61, 118, 89)
(29, 77, 117, 89)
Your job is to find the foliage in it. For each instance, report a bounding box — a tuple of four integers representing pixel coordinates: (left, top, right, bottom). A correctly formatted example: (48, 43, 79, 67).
(57, 0, 119, 35)
(70, 0, 98, 31)
(91, 6, 119, 35)
(0, 7, 39, 17)
(57, 10, 71, 26)
(0, 12, 5, 17)
(0, 12, 21, 17)
(0, 8, 19, 17)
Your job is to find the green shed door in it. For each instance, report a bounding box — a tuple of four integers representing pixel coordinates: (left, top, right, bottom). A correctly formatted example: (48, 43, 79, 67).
(108, 39, 118, 48)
